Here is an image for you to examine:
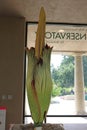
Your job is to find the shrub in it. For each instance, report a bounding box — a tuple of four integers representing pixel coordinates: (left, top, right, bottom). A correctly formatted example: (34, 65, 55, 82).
(52, 86, 62, 97)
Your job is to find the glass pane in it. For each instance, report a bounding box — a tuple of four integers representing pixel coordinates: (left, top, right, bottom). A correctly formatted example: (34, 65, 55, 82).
(25, 90, 31, 115)
(46, 117, 87, 124)
(25, 54, 87, 116)
(47, 54, 75, 115)
(24, 117, 87, 124)
(25, 23, 87, 118)
(24, 117, 33, 124)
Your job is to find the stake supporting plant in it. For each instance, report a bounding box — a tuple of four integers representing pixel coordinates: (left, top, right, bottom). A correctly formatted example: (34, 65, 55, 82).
(26, 7, 53, 127)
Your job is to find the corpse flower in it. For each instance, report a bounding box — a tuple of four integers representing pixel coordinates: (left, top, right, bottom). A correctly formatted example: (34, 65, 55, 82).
(26, 7, 53, 129)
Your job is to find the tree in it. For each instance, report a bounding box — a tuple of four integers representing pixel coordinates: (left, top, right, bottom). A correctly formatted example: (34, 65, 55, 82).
(83, 56, 87, 87)
(51, 55, 74, 87)
(51, 55, 87, 88)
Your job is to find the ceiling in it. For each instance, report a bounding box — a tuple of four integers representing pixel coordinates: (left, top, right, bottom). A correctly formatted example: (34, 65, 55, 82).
(0, 0, 87, 23)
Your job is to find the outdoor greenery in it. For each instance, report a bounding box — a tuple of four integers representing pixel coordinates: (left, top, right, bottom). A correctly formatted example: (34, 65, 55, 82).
(51, 55, 87, 97)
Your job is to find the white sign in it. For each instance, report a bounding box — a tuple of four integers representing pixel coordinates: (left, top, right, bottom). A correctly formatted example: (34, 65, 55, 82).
(0, 107, 6, 130)
(27, 23, 87, 52)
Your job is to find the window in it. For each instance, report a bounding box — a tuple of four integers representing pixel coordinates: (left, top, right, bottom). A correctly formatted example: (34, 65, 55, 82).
(24, 23, 87, 124)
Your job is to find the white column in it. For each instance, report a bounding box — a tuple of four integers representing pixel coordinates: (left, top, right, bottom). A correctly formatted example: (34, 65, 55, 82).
(74, 54, 86, 114)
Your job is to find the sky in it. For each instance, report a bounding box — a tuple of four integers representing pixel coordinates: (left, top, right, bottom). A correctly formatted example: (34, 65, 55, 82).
(51, 54, 63, 68)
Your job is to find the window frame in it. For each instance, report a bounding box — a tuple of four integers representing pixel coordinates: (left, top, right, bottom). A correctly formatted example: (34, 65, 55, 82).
(23, 22, 87, 123)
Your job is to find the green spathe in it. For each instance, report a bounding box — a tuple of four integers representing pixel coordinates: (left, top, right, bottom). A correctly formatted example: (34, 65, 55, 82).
(26, 45, 53, 125)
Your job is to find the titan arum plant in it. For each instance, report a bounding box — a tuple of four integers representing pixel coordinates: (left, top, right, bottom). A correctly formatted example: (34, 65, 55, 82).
(26, 7, 53, 129)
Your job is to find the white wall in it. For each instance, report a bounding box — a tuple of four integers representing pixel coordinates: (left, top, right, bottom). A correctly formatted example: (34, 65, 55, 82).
(0, 17, 25, 130)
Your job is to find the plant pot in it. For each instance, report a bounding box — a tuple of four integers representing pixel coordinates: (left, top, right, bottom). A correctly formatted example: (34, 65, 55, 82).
(34, 126, 42, 130)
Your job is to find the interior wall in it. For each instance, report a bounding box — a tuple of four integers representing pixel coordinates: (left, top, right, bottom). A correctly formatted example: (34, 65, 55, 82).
(0, 17, 25, 130)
